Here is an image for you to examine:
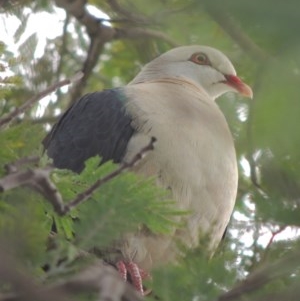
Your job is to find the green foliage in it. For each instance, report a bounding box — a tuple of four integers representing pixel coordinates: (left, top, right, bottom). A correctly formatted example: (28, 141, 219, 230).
(0, 42, 23, 101)
(52, 158, 182, 251)
(0, 123, 44, 175)
(0, 189, 51, 269)
(151, 245, 238, 301)
(1, 0, 300, 300)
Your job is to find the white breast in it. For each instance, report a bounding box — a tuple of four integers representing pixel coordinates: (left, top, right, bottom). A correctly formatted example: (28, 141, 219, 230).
(122, 80, 238, 270)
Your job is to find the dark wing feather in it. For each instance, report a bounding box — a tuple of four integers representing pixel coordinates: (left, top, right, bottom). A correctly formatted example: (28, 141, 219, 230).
(43, 89, 135, 173)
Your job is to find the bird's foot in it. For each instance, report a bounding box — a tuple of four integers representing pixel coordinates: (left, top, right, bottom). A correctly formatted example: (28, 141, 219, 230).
(116, 260, 150, 295)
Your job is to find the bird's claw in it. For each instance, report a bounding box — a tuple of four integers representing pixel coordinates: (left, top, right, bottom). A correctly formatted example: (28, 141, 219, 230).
(116, 260, 150, 295)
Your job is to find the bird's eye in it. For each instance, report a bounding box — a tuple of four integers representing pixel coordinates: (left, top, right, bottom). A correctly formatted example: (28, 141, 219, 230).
(190, 52, 210, 65)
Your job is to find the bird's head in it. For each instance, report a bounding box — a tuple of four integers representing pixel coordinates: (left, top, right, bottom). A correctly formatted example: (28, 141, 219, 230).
(132, 45, 253, 100)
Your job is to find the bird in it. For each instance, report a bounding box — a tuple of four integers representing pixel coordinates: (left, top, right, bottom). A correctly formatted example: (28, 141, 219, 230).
(43, 45, 252, 294)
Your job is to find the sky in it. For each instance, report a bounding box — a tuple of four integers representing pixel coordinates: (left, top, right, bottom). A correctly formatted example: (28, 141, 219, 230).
(0, 8, 65, 58)
(0, 5, 110, 118)
(0, 5, 110, 57)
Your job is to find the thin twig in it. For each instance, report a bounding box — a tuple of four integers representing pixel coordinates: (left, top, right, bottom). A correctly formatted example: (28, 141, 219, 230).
(61, 137, 156, 215)
(217, 248, 300, 301)
(0, 72, 83, 129)
(54, 13, 71, 103)
(261, 225, 287, 262)
(245, 64, 268, 192)
(265, 226, 287, 252)
(56, 13, 70, 81)
(114, 27, 179, 47)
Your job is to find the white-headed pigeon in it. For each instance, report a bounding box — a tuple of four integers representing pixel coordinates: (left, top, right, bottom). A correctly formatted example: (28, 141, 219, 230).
(43, 45, 252, 294)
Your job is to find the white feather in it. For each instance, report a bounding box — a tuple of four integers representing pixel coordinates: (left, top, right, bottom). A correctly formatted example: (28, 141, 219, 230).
(123, 76, 238, 270)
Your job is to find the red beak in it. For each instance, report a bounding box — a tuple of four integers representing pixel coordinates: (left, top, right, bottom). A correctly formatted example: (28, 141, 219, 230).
(224, 74, 253, 99)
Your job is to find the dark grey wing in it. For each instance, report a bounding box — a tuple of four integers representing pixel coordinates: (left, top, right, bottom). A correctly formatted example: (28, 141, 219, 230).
(43, 89, 135, 173)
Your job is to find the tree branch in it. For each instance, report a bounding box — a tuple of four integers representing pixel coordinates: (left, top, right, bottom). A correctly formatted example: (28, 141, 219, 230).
(107, 0, 151, 25)
(0, 138, 156, 217)
(55, 261, 143, 301)
(114, 27, 179, 47)
(203, 1, 268, 61)
(0, 249, 142, 301)
(55, 0, 111, 37)
(0, 166, 66, 214)
(0, 72, 83, 129)
(4, 155, 40, 174)
(54, 0, 115, 104)
(53, 0, 178, 104)
(69, 35, 108, 104)
(61, 137, 156, 215)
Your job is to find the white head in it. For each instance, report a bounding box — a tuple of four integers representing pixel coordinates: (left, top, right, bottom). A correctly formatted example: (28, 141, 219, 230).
(131, 45, 252, 100)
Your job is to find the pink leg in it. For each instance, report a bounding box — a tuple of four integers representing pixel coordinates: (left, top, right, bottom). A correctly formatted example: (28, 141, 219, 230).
(116, 261, 150, 295)
(116, 260, 127, 281)
(126, 261, 144, 295)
